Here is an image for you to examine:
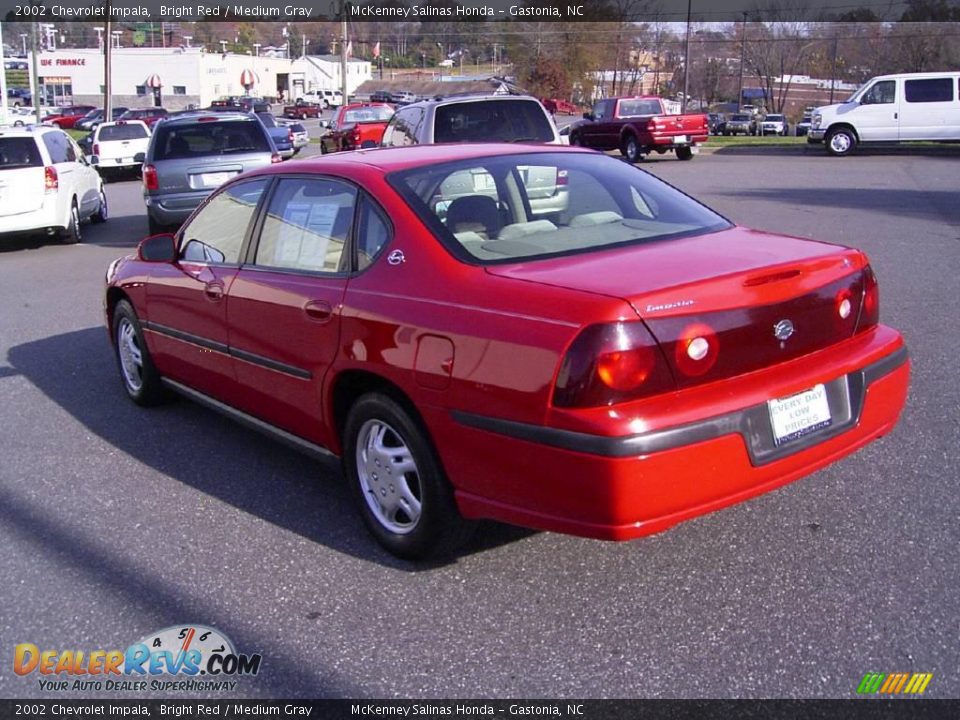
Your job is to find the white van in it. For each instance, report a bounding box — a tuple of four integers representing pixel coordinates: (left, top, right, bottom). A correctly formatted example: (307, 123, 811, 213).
(809, 71, 960, 155)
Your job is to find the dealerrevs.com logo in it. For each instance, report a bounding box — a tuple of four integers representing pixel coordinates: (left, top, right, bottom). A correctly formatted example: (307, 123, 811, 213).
(14, 625, 262, 693)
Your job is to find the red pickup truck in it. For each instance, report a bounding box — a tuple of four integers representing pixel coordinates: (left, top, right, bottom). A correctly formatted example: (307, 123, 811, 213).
(568, 96, 708, 162)
(283, 99, 322, 119)
(319, 103, 394, 154)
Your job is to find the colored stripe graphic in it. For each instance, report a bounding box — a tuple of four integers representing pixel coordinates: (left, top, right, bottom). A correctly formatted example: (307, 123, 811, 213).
(858, 672, 932, 695)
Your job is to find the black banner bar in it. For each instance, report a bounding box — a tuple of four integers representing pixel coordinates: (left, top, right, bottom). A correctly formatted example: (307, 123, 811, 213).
(1, 700, 958, 720)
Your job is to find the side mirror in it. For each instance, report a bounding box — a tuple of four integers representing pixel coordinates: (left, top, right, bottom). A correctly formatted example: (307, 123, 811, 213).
(138, 233, 177, 263)
(134, 152, 145, 163)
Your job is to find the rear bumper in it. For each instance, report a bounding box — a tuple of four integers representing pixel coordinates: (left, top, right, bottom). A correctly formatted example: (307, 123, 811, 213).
(0, 201, 64, 236)
(144, 190, 211, 225)
(437, 327, 908, 540)
(651, 133, 709, 147)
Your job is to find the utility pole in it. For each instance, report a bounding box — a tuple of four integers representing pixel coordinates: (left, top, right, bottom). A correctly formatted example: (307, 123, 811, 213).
(340, 18, 348, 104)
(737, 12, 747, 111)
(681, 0, 692, 113)
(829, 34, 839, 104)
(31, 22, 41, 123)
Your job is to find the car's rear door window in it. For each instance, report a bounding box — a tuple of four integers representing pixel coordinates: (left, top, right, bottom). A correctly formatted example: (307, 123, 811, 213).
(0, 138, 43, 168)
(434, 100, 554, 143)
(98, 124, 149, 141)
(153, 120, 270, 159)
(179, 178, 269, 264)
(255, 178, 357, 274)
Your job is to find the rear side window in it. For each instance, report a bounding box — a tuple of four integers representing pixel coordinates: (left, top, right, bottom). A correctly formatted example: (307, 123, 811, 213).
(152, 121, 270, 160)
(179, 179, 269, 265)
(382, 106, 423, 147)
(0, 137, 43, 168)
(904, 78, 954, 103)
(618, 99, 664, 116)
(255, 178, 357, 274)
(42, 132, 74, 163)
(98, 124, 149, 141)
(434, 100, 554, 143)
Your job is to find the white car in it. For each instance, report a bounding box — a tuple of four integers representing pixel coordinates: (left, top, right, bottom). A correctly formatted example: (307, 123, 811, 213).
(91, 120, 151, 178)
(0, 126, 107, 243)
(299, 89, 344, 109)
(760, 114, 788, 136)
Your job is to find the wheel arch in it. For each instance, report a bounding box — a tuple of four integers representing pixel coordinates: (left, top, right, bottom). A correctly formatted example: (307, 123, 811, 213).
(105, 287, 132, 342)
(329, 369, 434, 458)
(826, 122, 860, 142)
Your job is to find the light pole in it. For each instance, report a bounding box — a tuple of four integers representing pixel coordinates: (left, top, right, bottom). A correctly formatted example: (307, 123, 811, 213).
(437, 42, 443, 81)
(253, 43, 260, 56)
(183, 35, 192, 49)
(20, 34, 27, 56)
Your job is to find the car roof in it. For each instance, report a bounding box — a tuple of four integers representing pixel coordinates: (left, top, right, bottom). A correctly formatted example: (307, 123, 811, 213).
(404, 94, 543, 108)
(0, 125, 59, 138)
(157, 111, 257, 125)
(96, 120, 150, 130)
(244, 143, 593, 177)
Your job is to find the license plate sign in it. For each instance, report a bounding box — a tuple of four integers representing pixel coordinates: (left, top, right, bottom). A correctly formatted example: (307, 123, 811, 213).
(768, 384, 831, 445)
(675, 135, 688, 144)
(199, 172, 231, 187)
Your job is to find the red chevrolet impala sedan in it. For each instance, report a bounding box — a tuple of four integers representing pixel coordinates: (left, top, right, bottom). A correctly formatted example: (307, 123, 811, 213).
(104, 145, 909, 559)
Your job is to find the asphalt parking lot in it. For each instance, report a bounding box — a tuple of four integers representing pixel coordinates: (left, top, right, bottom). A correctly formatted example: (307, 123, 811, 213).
(1, 149, 957, 699)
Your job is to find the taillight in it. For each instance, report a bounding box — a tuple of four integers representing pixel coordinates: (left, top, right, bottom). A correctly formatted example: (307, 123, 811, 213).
(857, 265, 879, 332)
(556, 169, 568, 186)
(673, 321, 719, 377)
(287, 129, 294, 142)
(270, 153, 282, 164)
(44, 166, 58, 192)
(142, 164, 158, 191)
(92, 143, 100, 156)
(351, 126, 361, 146)
(553, 321, 674, 408)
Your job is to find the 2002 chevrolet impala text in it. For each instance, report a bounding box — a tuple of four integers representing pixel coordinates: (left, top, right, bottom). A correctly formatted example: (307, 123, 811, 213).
(104, 144, 909, 559)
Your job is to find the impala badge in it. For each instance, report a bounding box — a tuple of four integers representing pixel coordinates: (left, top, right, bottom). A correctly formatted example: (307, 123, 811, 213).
(773, 319, 795, 342)
(387, 250, 406, 266)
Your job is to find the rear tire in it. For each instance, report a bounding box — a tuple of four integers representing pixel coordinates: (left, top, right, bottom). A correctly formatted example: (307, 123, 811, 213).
(343, 393, 474, 560)
(60, 201, 81, 244)
(91, 187, 108, 224)
(621, 134, 642, 163)
(676, 146, 694, 161)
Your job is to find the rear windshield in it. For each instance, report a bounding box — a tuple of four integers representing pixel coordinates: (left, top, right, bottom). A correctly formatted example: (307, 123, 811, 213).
(0, 137, 43, 169)
(343, 106, 394, 124)
(151, 120, 270, 160)
(435, 100, 554, 143)
(99, 124, 149, 141)
(731, 114, 751, 121)
(389, 151, 730, 264)
(618, 99, 664, 117)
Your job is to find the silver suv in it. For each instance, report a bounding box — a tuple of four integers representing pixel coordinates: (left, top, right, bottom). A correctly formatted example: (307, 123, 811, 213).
(141, 112, 279, 234)
(380, 95, 561, 147)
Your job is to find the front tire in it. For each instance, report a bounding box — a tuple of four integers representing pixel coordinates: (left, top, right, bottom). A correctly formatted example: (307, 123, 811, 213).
(112, 300, 165, 406)
(343, 393, 474, 560)
(826, 127, 857, 156)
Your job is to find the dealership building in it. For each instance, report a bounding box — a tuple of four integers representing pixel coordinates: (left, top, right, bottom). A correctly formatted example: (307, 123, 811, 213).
(31, 47, 372, 109)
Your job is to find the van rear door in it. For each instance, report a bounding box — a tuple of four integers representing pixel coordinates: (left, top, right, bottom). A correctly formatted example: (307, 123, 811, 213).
(898, 75, 959, 141)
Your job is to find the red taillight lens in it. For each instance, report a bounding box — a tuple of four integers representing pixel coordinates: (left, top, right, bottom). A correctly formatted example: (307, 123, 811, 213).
(556, 169, 568, 186)
(857, 265, 879, 332)
(553, 322, 674, 408)
(92, 143, 100, 156)
(44, 166, 58, 192)
(287, 129, 294, 142)
(270, 153, 282, 164)
(142, 164, 158, 191)
(351, 126, 361, 145)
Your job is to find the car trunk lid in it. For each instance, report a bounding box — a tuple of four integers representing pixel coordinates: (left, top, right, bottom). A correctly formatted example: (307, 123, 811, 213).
(486, 227, 872, 386)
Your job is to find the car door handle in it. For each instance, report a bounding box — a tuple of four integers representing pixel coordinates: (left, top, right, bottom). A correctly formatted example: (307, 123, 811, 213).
(303, 299, 333, 322)
(204, 282, 225, 302)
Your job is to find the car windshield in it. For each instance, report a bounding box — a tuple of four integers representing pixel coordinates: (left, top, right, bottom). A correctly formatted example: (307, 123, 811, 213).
(0, 137, 43, 169)
(766, 115, 784, 121)
(435, 100, 554, 143)
(152, 120, 270, 159)
(618, 99, 664, 117)
(389, 151, 731, 264)
(99, 124, 149, 141)
(343, 106, 394, 123)
(731, 114, 750, 121)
